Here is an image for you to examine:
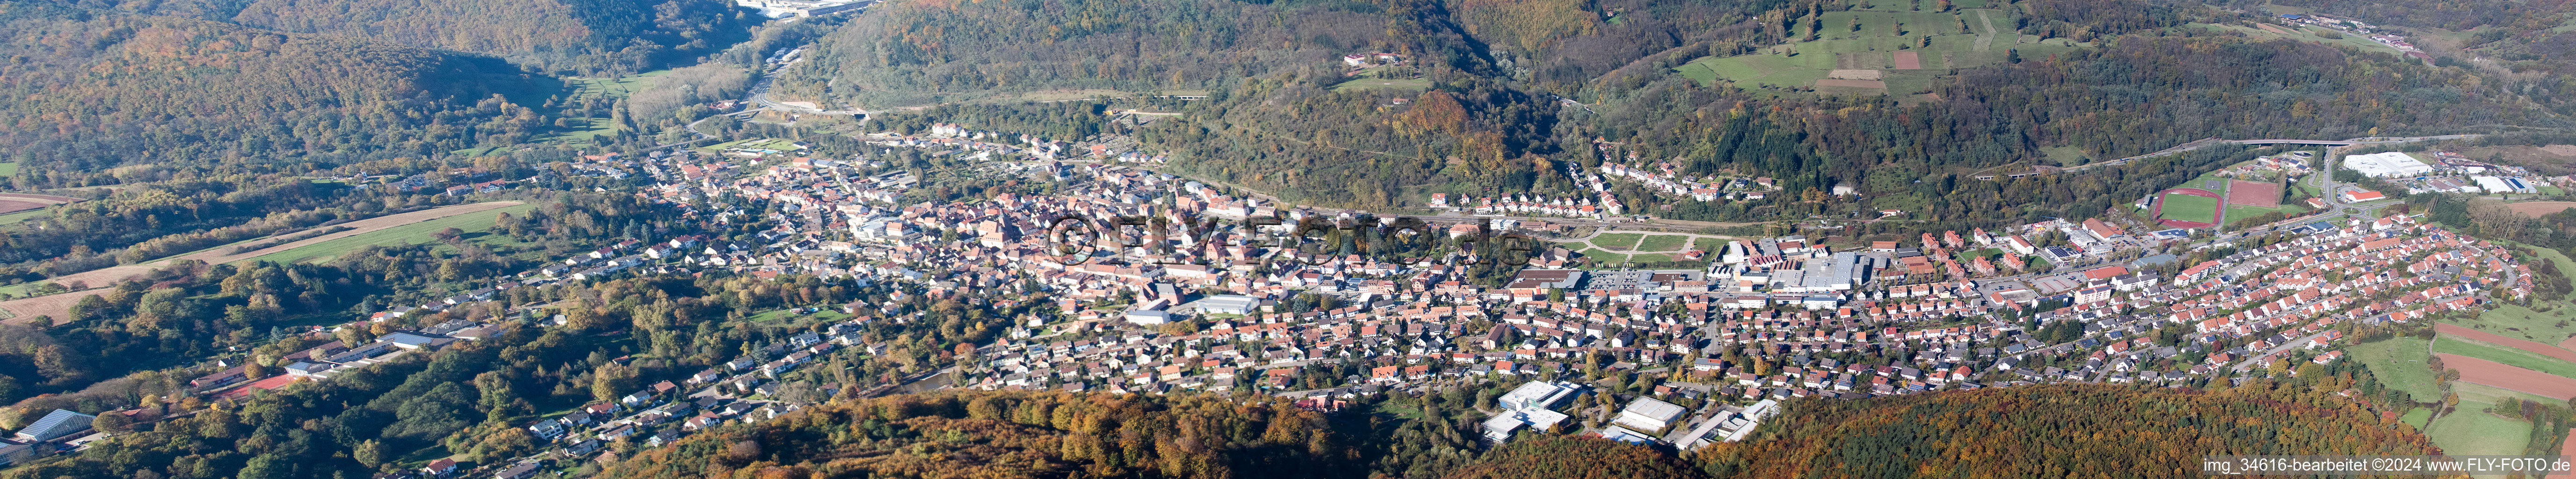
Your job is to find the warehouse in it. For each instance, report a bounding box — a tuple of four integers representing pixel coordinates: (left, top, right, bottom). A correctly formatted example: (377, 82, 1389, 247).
(2341, 152, 2434, 178)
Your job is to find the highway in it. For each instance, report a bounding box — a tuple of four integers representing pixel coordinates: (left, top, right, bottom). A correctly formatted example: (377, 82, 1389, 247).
(2061, 134, 2486, 174)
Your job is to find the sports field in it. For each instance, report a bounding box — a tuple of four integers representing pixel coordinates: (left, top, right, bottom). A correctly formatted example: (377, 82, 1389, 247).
(2157, 193, 2219, 223)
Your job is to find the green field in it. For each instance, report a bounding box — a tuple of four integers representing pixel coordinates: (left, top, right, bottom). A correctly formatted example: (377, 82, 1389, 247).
(2452, 303, 2576, 343)
(0, 208, 48, 227)
(1674, 7, 2090, 95)
(2192, 23, 2404, 56)
(1577, 248, 1628, 264)
(236, 203, 538, 265)
(2158, 193, 2219, 223)
(2434, 335, 2576, 378)
(696, 138, 804, 155)
(2038, 146, 2088, 166)
(1330, 78, 1432, 92)
(2399, 408, 2432, 429)
(0, 162, 17, 176)
(535, 69, 672, 145)
(1590, 232, 1645, 251)
(2449, 381, 2566, 412)
(2350, 339, 2439, 402)
(2423, 401, 2535, 458)
(1635, 235, 1690, 252)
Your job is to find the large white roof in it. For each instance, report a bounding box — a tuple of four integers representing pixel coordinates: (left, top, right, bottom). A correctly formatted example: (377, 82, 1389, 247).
(2343, 152, 2433, 178)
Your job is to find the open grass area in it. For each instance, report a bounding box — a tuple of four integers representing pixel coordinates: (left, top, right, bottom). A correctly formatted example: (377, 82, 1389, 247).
(2038, 146, 2088, 166)
(532, 69, 672, 145)
(2158, 193, 2219, 223)
(2351, 338, 2440, 402)
(1577, 248, 1628, 264)
(2453, 303, 2576, 344)
(2400, 407, 2432, 429)
(695, 138, 804, 155)
(2448, 381, 2566, 411)
(1330, 78, 1431, 92)
(1590, 232, 1645, 251)
(2423, 402, 2535, 457)
(0, 208, 48, 228)
(1675, 7, 2090, 95)
(563, 70, 670, 102)
(2193, 23, 2403, 55)
(748, 307, 854, 323)
(0, 162, 16, 176)
(2435, 335, 2576, 378)
(1635, 235, 1691, 252)
(237, 203, 538, 265)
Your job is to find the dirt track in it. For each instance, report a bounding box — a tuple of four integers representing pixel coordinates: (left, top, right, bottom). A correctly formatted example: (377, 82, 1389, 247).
(2436, 353, 2576, 400)
(2437, 323, 2576, 362)
(0, 201, 523, 324)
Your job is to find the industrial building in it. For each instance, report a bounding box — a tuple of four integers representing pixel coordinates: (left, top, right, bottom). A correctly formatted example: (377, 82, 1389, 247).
(2340, 152, 2433, 178)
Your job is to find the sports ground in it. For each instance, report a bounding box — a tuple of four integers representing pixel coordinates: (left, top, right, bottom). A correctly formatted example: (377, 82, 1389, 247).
(2151, 188, 2223, 229)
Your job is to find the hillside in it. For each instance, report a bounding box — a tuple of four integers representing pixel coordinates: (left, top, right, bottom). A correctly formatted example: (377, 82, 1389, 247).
(0, 1, 552, 185)
(773, 0, 1415, 109)
(1148, 25, 2550, 223)
(600, 391, 1368, 479)
(102, 0, 751, 74)
(1696, 384, 2444, 477)
(587, 384, 2442, 479)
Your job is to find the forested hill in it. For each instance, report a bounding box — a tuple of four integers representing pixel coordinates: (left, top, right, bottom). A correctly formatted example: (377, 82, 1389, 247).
(0, 1, 552, 183)
(1147, 28, 2546, 221)
(585, 383, 2431, 479)
(599, 391, 1371, 479)
(59, 0, 751, 74)
(773, 0, 1414, 109)
(2258, 0, 2576, 111)
(778, 0, 1789, 108)
(1696, 384, 2441, 477)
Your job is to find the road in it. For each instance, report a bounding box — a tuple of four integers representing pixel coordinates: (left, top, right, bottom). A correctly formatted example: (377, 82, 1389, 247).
(2060, 135, 2486, 174)
(744, 59, 871, 119)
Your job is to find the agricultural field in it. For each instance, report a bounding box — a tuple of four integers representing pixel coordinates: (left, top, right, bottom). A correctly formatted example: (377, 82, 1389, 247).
(2507, 201, 2576, 218)
(238, 203, 538, 265)
(2156, 193, 2219, 223)
(0, 161, 16, 176)
(2350, 338, 2438, 402)
(2452, 303, 2576, 344)
(2433, 335, 2576, 378)
(1674, 7, 2089, 95)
